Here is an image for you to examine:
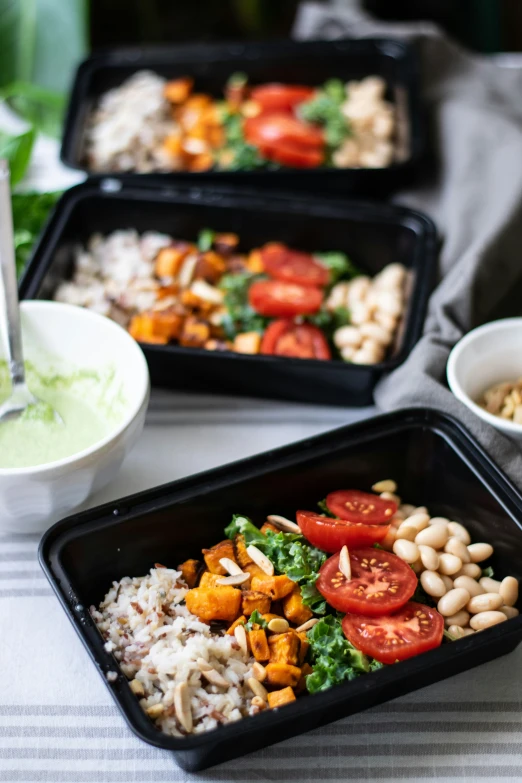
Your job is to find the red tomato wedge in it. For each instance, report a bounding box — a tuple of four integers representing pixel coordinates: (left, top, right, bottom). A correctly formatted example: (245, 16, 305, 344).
(249, 280, 323, 317)
(261, 243, 329, 287)
(316, 547, 417, 616)
(326, 490, 397, 524)
(244, 113, 324, 150)
(261, 320, 331, 360)
(296, 510, 390, 552)
(250, 84, 316, 113)
(342, 602, 444, 664)
(256, 140, 324, 168)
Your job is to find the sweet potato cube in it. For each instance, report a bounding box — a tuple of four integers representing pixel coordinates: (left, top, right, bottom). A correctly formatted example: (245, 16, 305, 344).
(155, 246, 190, 278)
(267, 686, 296, 709)
(202, 539, 237, 574)
(282, 586, 313, 627)
(164, 77, 194, 103)
(177, 559, 200, 589)
(268, 631, 300, 666)
(199, 571, 224, 588)
(195, 251, 226, 283)
(244, 562, 267, 581)
(233, 332, 261, 355)
(248, 629, 270, 661)
(179, 316, 211, 348)
(226, 615, 247, 635)
(296, 662, 313, 693)
(214, 233, 239, 254)
(188, 152, 214, 172)
(298, 632, 310, 665)
(251, 574, 295, 601)
(162, 134, 183, 158)
(234, 535, 253, 569)
(185, 586, 241, 623)
(260, 522, 279, 534)
(241, 590, 271, 617)
(128, 315, 168, 345)
(247, 249, 265, 274)
(265, 663, 301, 688)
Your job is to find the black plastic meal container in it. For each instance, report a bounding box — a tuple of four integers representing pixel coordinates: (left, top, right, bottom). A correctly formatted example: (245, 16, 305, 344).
(20, 181, 437, 406)
(39, 408, 522, 772)
(60, 38, 424, 197)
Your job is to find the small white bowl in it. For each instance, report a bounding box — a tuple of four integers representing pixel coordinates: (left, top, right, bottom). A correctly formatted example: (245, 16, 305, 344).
(0, 301, 150, 533)
(447, 318, 522, 444)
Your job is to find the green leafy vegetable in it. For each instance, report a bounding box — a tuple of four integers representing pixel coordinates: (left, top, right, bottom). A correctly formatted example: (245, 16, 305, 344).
(12, 191, 62, 276)
(317, 499, 337, 518)
(314, 251, 360, 284)
(245, 609, 268, 630)
(226, 71, 248, 90)
(0, 126, 35, 186)
(443, 628, 457, 642)
(299, 83, 351, 152)
(306, 615, 380, 694)
(482, 566, 494, 578)
(219, 271, 269, 339)
(224, 514, 328, 613)
(197, 228, 216, 252)
(216, 110, 270, 172)
(323, 79, 346, 104)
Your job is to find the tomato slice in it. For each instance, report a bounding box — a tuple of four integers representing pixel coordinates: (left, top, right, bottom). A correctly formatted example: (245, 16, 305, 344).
(316, 547, 417, 616)
(250, 84, 316, 113)
(256, 140, 324, 168)
(296, 510, 390, 552)
(326, 490, 397, 524)
(261, 320, 331, 360)
(244, 113, 324, 150)
(342, 602, 444, 664)
(248, 280, 323, 317)
(261, 243, 329, 287)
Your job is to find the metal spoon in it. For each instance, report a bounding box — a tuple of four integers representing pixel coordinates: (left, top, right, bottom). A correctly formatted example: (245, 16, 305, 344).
(0, 159, 63, 424)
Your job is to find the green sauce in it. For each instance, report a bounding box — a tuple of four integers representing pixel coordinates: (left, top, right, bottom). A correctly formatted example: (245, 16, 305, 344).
(0, 361, 125, 469)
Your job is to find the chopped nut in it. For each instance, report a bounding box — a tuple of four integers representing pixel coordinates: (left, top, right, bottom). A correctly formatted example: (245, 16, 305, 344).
(129, 679, 145, 697)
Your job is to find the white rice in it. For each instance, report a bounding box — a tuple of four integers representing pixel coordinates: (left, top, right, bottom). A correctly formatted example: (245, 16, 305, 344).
(91, 566, 257, 736)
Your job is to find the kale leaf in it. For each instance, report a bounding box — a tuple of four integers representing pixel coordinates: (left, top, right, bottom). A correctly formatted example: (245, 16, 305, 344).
(245, 609, 268, 630)
(219, 272, 269, 339)
(305, 614, 374, 694)
(314, 251, 360, 284)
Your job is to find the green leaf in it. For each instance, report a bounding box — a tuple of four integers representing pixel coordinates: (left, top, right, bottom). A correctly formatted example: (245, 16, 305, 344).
(197, 228, 216, 252)
(314, 251, 360, 284)
(1, 80, 65, 137)
(481, 566, 494, 578)
(0, 126, 35, 185)
(245, 609, 267, 630)
(224, 514, 265, 546)
(0, 0, 88, 93)
(317, 499, 337, 518)
(219, 271, 269, 339)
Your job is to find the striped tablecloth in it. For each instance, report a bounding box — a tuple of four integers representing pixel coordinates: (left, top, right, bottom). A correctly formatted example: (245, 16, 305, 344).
(2, 390, 522, 783)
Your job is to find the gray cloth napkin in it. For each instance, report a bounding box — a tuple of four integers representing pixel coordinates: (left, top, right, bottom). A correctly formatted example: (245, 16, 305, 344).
(294, 2, 522, 487)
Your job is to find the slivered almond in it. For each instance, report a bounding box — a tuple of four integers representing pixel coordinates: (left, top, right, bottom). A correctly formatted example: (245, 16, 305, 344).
(201, 668, 229, 688)
(129, 679, 145, 697)
(266, 514, 302, 534)
(246, 545, 274, 576)
(234, 624, 248, 656)
(339, 545, 351, 580)
(174, 682, 193, 732)
(219, 557, 243, 576)
(268, 618, 289, 633)
(196, 657, 212, 671)
(372, 479, 397, 494)
(252, 662, 266, 681)
(216, 573, 250, 586)
(146, 703, 164, 719)
(248, 677, 268, 701)
(296, 618, 319, 633)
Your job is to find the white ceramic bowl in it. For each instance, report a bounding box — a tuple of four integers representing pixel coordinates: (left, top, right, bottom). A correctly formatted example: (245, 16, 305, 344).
(447, 318, 522, 444)
(0, 301, 150, 533)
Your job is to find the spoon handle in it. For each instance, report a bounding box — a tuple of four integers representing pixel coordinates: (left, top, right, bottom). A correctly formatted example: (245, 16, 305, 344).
(0, 160, 25, 386)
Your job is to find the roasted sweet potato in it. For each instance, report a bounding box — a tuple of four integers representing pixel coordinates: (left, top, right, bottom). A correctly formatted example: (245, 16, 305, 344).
(188, 152, 214, 172)
(185, 586, 241, 623)
(226, 615, 247, 635)
(233, 332, 261, 355)
(265, 663, 301, 689)
(251, 574, 295, 601)
(234, 535, 253, 569)
(260, 522, 279, 534)
(244, 562, 267, 581)
(128, 314, 168, 345)
(247, 249, 265, 274)
(214, 233, 239, 255)
(179, 316, 211, 348)
(202, 539, 237, 575)
(296, 662, 313, 693)
(267, 686, 296, 709)
(194, 251, 226, 283)
(199, 572, 223, 588)
(268, 631, 300, 666)
(241, 590, 271, 617)
(177, 559, 200, 589)
(164, 77, 194, 103)
(155, 245, 191, 278)
(162, 134, 183, 159)
(282, 586, 313, 627)
(248, 628, 270, 661)
(298, 632, 310, 665)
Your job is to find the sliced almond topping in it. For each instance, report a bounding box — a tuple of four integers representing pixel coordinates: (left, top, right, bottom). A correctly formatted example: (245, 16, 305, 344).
(267, 618, 289, 633)
(248, 677, 268, 701)
(196, 657, 212, 671)
(216, 573, 250, 586)
(234, 623, 248, 656)
(146, 703, 164, 719)
(246, 545, 274, 576)
(201, 668, 229, 688)
(339, 545, 351, 580)
(252, 662, 266, 681)
(371, 479, 397, 494)
(267, 514, 302, 534)
(219, 557, 243, 576)
(129, 679, 145, 697)
(296, 618, 320, 633)
(174, 682, 193, 732)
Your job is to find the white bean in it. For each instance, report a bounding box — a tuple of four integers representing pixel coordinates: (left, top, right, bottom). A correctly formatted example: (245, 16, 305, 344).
(418, 545, 439, 571)
(467, 593, 503, 614)
(403, 513, 430, 532)
(479, 576, 501, 593)
(399, 504, 416, 517)
(359, 321, 392, 346)
(393, 538, 420, 564)
(457, 563, 482, 579)
(374, 310, 397, 332)
(447, 521, 471, 545)
(440, 574, 454, 591)
(438, 553, 463, 576)
(444, 538, 471, 564)
(334, 325, 362, 349)
(420, 570, 446, 598)
(391, 511, 406, 526)
(444, 610, 470, 628)
(448, 625, 474, 638)
(429, 517, 450, 528)
(415, 524, 448, 549)
(375, 291, 402, 316)
(372, 479, 397, 494)
(395, 524, 417, 542)
(500, 605, 520, 619)
(469, 611, 507, 630)
(351, 302, 373, 325)
(499, 576, 518, 607)
(352, 346, 382, 365)
(454, 575, 485, 597)
(412, 506, 428, 516)
(437, 588, 471, 617)
(380, 491, 401, 504)
(340, 346, 356, 362)
(467, 543, 494, 563)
